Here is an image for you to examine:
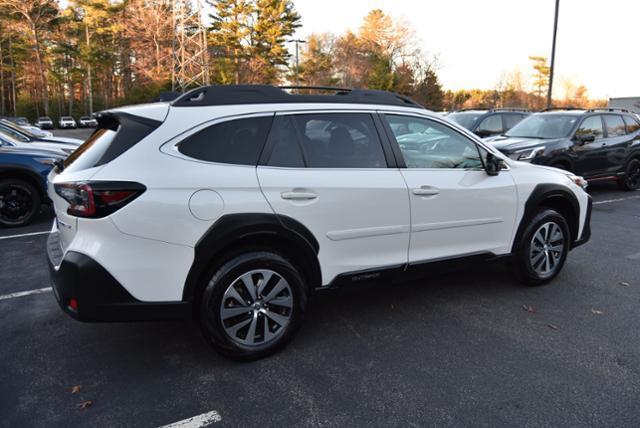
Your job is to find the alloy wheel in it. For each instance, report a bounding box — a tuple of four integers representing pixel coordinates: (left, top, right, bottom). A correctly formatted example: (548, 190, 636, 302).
(219, 269, 293, 347)
(529, 221, 565, 277)
(0, 186, 33, 224)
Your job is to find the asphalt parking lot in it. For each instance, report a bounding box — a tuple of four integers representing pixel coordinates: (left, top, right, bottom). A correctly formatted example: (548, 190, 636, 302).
(1, 129, 639, 427)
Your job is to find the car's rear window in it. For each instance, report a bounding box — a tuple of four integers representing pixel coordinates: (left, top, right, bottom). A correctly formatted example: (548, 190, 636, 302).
(63, 114, 160, 173)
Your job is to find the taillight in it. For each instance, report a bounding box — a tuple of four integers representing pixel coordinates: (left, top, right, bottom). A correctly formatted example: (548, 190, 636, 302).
(54, 181, 145, 218)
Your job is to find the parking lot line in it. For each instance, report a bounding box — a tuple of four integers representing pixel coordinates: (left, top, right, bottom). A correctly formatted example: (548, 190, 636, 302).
(0, 287, 52, 301)
(0, 230, 50, 241)
(593, 195, 640, 205)
(157, 410, 222, 428)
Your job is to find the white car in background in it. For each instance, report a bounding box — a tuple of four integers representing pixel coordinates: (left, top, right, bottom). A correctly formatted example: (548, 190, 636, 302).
(0, 119, 82, 146)
(78, 116, 98, 128)
(46, 85, 592, 360)
(20, 124, 54, 138)
(35, 116, 55, 129)
(58, 116, 77, 129)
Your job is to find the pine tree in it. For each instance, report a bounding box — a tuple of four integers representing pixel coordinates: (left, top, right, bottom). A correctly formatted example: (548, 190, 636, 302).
(208, 0, 252, 84)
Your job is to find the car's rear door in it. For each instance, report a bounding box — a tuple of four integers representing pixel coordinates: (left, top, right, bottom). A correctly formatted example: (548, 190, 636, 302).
(257, 111, 410, 285)
(602, 114, 632, 174)
(380, 113, 518, 263)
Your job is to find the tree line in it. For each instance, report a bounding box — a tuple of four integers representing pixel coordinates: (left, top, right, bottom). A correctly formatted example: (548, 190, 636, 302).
(0, 1, 604, 120)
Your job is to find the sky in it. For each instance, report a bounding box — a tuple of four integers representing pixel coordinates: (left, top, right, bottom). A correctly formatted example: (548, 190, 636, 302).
(292, 0, 640, 100)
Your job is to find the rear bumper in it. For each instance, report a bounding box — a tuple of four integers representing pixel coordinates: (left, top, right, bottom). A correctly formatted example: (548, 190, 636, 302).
(572, 196, 592, 249)
(47, 233, 190, 322)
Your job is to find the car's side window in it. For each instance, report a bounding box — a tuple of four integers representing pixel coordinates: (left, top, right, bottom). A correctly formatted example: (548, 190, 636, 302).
(623, 115, 640, 134)
(576, 116, 604, 140)
(385, 114, 483, 169)
(178, 116, 273, 165)
(266, 116, 305, 168)
(504, 114, 526, 130)
(476, 114, 503, 135)
(603, 115, 626, 137)
(288, 113, 387, 168)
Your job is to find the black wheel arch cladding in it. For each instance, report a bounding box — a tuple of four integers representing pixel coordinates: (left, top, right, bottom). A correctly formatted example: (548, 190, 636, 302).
(182, 213, 321, 302)
(511, 183, 581, 253)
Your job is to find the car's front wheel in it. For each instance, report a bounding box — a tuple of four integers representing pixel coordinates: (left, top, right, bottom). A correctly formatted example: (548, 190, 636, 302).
(199, 251, 308, 360)
(511, 208, 570, 286)
(618, 158, 640, 191)
(0, 179, 41, 227)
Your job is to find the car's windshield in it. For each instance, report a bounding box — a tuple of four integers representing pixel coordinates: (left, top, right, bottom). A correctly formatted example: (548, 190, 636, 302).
(39, 117, 51, 121)
(61, 116, 73, 120)
(80, 116, 90, 120)
(447, 112, 483, 130)
(506, 114, 579, 139)
(0, 119, 37, 138)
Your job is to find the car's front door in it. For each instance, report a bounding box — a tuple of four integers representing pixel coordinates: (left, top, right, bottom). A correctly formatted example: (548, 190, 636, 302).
(257, 112, 411, 285)
(573, 115, 607, 177)
(381, 113, 518, 263)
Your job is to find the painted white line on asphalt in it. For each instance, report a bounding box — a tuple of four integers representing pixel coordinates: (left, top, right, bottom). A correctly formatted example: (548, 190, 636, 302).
(593, 195, 640, 205)
(627, 251, 640, 260)
(0, 230, 50, 241)
(157, 411, 222, 428)
(0, 287, 52, 301)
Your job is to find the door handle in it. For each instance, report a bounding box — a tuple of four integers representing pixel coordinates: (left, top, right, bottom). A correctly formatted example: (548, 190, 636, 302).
(412, 186, 440, 196)
(281, 191, 318, 200)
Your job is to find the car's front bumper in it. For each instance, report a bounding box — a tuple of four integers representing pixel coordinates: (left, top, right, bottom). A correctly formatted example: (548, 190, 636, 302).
(47, 232, 190, 322)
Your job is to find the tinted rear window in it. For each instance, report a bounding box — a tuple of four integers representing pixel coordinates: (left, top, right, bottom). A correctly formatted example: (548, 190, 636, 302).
(178, 116, 273, 165)
(603, 115, 626, 137)
(623, 115, 640, 133)
(63, 114, 159, 172)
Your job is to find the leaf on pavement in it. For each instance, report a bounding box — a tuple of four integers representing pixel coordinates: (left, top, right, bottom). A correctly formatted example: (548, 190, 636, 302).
(591, 309, 604, 315)
(522, 305, 535, 313)
(70, 385, 82, 394)
(619, 281, 630, 287)
(547, 323, 559, 330)
(78, 400, 93, 410)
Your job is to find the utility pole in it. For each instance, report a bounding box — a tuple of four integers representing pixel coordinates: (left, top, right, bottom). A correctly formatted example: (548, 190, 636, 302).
(287, 39, 306, 87)
(171, 0, 210, 92)
(85, 24, 93, 116)
(547, 0, 560, 109)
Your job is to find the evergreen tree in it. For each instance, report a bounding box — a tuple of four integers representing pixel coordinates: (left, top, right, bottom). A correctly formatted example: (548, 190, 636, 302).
(208, 0, 252, 84)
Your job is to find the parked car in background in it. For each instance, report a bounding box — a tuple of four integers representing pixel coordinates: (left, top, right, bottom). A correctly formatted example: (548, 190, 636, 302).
(448, 108, 530, 138)
(58, 116, 77, 129)
(14, 117, 30, 126)
(486, 108, 640, 190)
(35, 116, 55, 129)
(78, 116, 98, 128)
(0, 144, 65, 227)
(0, 119, 83, 146)
(20, 124, 53, 138)
(46, 85, 591, 360)
(0, 131, 78, 156)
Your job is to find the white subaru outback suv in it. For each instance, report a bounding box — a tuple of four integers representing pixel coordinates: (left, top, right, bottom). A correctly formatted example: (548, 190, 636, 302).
(47, 85, 591, 360)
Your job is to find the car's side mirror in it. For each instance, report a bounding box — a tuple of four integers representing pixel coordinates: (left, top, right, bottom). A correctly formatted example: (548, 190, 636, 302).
(576, 134, 595, 145)
(485, 152, 503, 176)
(475, 129, 491, 138)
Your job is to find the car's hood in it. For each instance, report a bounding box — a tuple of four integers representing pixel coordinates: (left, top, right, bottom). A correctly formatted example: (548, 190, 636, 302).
(36, 136, 83, 146)
(18, 141, 76, 154)
(0, 144, 66, 158)
(485, 135, 563, 152)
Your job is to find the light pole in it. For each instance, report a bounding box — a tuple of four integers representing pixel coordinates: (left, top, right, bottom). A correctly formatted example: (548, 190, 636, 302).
(547, 0, 560, 108)
(287, 39, 306, 87)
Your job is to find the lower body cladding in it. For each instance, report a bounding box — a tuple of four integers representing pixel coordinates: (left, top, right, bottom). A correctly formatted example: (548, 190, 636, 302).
(47, 218, 194, 322)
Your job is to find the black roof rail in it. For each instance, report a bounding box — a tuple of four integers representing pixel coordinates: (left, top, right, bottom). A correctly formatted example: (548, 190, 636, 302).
(492, 107, 530, 112)
(541, 107, 584, 112)
(586, 107, 630, 113)
(171, 84, 424, 109)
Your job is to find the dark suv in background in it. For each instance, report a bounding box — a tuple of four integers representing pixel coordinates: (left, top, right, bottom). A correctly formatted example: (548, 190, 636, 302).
(486, 108, 640, 190)
(448, 108, 530, 138)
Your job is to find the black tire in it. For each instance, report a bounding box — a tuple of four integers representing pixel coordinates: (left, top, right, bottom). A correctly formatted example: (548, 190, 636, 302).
(0, 179, 41, 227)
(199, 251, 308, 361)
(510, 208, 570, 286)
(618, 158, 640, 191)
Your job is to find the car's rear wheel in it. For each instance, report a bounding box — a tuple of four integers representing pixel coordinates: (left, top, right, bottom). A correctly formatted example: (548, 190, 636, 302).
(511, 208, 570, 286)
(199, 251, 308, 360)
(618, 158, 640, 191)
(0, 179, 41, 227)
